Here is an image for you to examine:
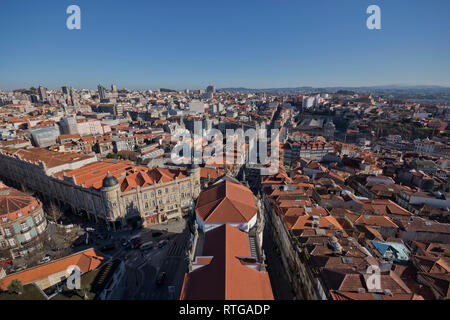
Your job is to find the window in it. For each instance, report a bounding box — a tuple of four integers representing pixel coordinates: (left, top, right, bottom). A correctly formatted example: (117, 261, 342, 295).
(144, 193, 148, 199)
(5, 228, 11, 237)
(2, 217, 7, 223)
(24, 232, 31, 241)
(0, 241, 6, 248)
(158, 189, 162, 196)
(21, 222, 28, 231)
(8, 239, 15, 247)
(171, 186, 175, 192)
(133, 195, 137, 201)
(165, 188, 168, 194)
(145, 202, 148, 209)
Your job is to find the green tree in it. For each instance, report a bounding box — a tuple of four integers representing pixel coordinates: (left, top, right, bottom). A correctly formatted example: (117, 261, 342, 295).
(7, 279, 23, 295)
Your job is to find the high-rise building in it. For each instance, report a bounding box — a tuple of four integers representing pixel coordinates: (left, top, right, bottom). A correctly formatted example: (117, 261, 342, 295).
(62, 86, 71, 95)
(38, 85, 47, 101)
(59, 116, 79, 135)
(98, 85, 107, 101)
(62, 86, 74, 102)
(206, 85, 216, 93)
(111, 84, 117, 92)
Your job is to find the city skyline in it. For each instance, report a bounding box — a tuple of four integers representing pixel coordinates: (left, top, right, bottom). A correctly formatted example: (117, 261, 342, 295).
(1, 0, 450, 90)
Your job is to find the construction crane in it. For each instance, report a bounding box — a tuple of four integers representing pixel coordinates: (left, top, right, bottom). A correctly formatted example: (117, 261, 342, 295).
(37, 105, 56, 120)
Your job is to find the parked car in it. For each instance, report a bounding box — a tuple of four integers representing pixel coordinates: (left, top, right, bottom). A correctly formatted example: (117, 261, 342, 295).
(130, 236, 143, 249)
(38, 255, 51, 264)
(0, 259, 13, 266)
(140, 241, 155, 251)
(156, 272, 167, 285)
(134, 241, 144, 249)
(158, 240, 169, 248)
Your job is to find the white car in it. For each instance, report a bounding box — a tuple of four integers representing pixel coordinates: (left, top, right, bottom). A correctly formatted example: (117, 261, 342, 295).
(38, 255, 51, 264)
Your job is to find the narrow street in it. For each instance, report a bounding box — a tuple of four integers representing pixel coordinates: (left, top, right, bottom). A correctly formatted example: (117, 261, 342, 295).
(263, 222, 295, 300)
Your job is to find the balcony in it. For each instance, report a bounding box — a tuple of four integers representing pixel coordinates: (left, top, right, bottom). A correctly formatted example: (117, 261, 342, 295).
(35, 218, 45, 226)
(4, 232, 15, 239)
(20, 226, 31, 233)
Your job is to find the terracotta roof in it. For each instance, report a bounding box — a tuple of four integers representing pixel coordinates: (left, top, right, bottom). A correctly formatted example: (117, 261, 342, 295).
(54, 160, 187, 190)
(180, 224, 273, 300)
(354, 215, 399, 228)
(330, 290, 423, 300)
(283, 215, 344, 231)
(0, 182, 40, 219)
(0, 248, 107, 290)
(0, 147, 94, 169)
(195, 179, 257, 223)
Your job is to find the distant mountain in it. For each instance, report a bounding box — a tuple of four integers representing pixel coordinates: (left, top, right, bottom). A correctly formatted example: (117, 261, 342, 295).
(217, 85, 450, 103)
(218, 85, 450, 94)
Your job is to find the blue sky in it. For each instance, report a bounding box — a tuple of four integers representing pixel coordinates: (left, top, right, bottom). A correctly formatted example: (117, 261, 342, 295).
(0, 0, 449, 90)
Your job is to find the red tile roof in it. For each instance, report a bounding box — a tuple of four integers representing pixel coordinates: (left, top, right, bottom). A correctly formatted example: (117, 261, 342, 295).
(0, 248, 107, 290)
(195, 179, 257, 223)
(180, 224, 273, 300)
(0, 182, 40, 219)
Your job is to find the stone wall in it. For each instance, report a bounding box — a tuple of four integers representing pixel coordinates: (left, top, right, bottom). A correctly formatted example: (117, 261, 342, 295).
(263, 193, 328, 300)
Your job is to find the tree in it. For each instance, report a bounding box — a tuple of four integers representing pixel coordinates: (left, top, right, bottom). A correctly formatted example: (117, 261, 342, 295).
(7, 279, 23, 295)
(47, 202, 63, 223)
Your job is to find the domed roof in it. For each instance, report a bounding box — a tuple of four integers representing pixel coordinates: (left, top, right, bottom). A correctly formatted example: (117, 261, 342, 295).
(102, 171, 119, 188)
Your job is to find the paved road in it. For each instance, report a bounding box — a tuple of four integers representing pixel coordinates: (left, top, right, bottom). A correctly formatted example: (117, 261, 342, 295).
(61, 213, 190, 300)
(118, 219, 190, 300)
(145, 230, 190, 300)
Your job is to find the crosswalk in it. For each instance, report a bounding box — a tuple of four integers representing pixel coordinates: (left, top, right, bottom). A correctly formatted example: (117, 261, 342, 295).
(167, 241, 185, 257)
(167, 235, 189, 257)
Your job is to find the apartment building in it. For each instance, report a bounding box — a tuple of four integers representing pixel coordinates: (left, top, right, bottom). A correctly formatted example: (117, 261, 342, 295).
(0, 147, 200, 230)
(0, 182, 47, 259)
